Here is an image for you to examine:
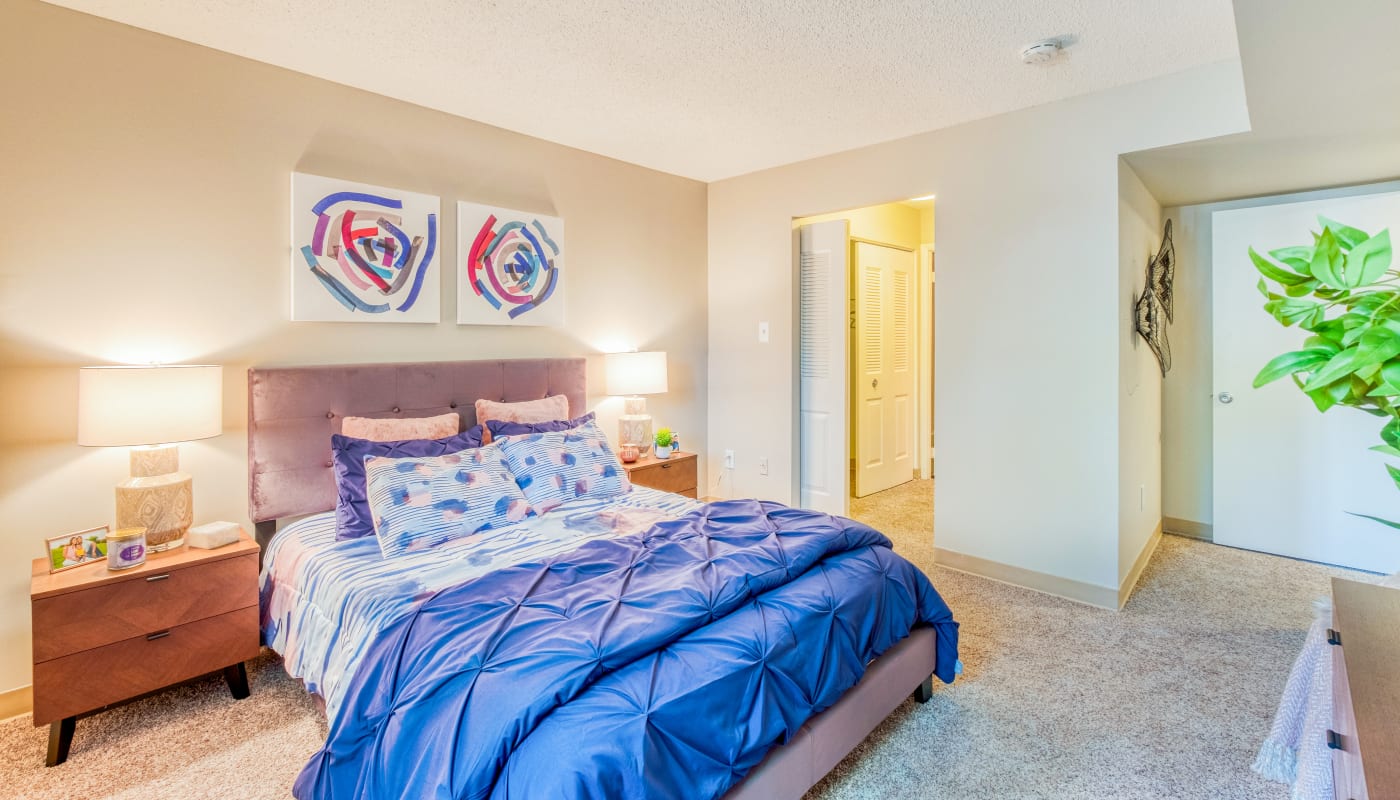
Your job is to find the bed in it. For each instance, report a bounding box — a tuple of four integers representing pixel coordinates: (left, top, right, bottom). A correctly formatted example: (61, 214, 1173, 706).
(250, 357, 958, 800)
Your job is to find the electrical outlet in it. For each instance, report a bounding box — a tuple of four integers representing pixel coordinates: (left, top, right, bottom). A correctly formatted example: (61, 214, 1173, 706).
(758, 322, 769, 343)
(758, 457, 769, 476)
(724, 450, 735, 469)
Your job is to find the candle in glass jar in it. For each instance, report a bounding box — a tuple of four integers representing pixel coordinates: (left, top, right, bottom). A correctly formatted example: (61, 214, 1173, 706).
(107, 527, 147, 570)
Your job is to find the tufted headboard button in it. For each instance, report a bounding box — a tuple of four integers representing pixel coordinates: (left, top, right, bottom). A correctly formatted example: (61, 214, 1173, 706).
(392, 406, 401, 414)
(325, 411, 334, 419)
(449, 402, 458, 409)
(324, 460, 333, 468)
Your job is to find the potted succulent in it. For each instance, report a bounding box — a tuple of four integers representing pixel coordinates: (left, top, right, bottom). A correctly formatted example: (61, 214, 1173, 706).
(654, 428, 674, 460)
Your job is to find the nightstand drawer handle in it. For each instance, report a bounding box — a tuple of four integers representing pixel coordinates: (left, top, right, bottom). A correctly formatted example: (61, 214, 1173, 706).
(661, 463, 673, 469)
(146, 630, 171, 641)
(145, 574, 170, 583)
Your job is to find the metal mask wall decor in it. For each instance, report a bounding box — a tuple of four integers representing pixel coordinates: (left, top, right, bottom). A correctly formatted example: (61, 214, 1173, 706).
(1134, 218, 1175, 375)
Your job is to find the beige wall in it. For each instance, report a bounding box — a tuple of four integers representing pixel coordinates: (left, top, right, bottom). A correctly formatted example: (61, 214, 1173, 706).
(1117, 162, 1164, 581)
(707, 61, 1250, 598)
(0, 1, 708, 695)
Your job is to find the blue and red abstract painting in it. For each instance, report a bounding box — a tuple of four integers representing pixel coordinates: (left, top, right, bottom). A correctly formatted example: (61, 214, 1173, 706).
(291, 173, 440, 322)
(457, 201, 565, 327)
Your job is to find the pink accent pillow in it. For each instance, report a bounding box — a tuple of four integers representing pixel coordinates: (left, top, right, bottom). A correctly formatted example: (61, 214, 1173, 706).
(475, 395, 570, 443)
(341, 412, 459, 442)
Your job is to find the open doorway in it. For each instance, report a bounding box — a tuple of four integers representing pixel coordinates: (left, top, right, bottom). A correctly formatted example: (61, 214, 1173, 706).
(795, 197, 935, 533)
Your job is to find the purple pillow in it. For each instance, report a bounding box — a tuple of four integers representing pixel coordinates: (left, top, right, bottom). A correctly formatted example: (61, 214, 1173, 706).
(331, 425, 484, 541)
(486, 411, 595, 438)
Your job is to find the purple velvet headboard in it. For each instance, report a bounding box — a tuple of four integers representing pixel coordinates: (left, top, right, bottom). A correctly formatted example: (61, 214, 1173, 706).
(247, 358, 586, 544)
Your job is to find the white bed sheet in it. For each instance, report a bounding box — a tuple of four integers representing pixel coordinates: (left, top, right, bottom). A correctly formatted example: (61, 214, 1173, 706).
(260, 486, 702, 721)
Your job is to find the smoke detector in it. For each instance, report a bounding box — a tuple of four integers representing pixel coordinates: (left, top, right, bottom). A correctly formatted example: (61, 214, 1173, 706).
(1020, 39, 1062, 65)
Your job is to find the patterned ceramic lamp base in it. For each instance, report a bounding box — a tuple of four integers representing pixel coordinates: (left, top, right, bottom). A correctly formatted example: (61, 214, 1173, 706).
(619, 396, 653, 448)
(618, 415, 653, 449)
(115, 444, 193, 550)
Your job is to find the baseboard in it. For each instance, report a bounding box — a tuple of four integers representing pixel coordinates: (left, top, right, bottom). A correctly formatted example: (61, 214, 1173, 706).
(0, 685, 32, 721)
(934, 523, 1165, 611)
(1118, 521, 1163, 609)
(932, 547, 1120, 609)
(1163, 516, 1213, 541)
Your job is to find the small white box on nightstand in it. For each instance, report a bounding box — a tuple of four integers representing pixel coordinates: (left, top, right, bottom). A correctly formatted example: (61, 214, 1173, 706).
(187, 521, 244, 549)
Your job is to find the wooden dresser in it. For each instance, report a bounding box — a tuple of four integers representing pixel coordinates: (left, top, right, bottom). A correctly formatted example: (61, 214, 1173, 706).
(1329, 578, 1400, 800)
(30, 533, 260, 766)
(620, 451, 698, 498)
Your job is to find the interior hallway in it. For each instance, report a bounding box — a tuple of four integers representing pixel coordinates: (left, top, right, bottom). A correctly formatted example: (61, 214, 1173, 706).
(851, 478, 936, 562)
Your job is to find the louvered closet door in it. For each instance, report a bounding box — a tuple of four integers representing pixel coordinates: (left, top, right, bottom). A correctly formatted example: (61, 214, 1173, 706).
(853, 241, 915, 497)
(798, 221, 850, 514)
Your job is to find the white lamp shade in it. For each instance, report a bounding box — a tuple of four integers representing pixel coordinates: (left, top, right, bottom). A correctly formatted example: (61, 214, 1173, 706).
(78, 365, 224, 446)
(605, 351, 668, 396)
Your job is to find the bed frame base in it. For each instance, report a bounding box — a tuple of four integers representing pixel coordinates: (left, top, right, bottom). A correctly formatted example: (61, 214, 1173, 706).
(722, 626, 940, 800)
(916, 674, 934, 703)
(255, 520, 276, 562)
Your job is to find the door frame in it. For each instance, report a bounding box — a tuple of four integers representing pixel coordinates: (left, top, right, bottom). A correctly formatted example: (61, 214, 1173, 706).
(918, 244, 934, 480)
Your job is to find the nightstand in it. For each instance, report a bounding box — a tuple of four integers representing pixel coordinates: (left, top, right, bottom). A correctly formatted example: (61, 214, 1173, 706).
(621, 451, 698, 498)
(29, 531, 260, 766)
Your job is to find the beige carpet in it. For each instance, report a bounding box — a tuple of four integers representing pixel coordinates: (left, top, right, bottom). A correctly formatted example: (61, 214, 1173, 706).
(0, 482, 1346, 799)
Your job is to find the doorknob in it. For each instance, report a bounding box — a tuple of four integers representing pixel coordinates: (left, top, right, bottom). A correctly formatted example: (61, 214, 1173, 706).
(1218, 392, 1234, 405)
(872, 378, 879, 389)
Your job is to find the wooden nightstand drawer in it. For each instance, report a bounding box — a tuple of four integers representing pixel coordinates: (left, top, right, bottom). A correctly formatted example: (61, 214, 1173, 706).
(32, 605, 259, 725)
(624, 451, 698, 496)
(32, 552, 258, 662)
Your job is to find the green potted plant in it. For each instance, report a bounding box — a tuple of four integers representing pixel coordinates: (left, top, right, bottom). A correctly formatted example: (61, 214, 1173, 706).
(654, 428, 674, 460)
(1251, 216, 1398, 527)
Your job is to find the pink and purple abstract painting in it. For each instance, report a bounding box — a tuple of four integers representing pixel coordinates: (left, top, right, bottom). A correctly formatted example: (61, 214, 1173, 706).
(291, 173, 440, 322)
(456, 201, 565, 327)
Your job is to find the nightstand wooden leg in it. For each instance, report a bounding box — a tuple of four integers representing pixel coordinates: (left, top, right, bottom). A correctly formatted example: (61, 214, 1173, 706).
(46, 717, 75, 767)
(224, 662, 250, 700)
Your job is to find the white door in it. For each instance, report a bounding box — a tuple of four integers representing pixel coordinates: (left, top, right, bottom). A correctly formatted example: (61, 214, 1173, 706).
(799, 221, 850, 515)
(1213, 191, 1400, 572)
(853, 241, 916, 497)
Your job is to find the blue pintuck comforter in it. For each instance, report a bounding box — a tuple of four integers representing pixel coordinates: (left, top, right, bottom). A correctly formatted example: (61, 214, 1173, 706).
(294, 499, 958, 800)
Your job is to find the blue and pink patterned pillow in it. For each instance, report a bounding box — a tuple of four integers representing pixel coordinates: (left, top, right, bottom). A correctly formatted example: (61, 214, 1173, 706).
(331, 426, 484, 541)
(494, 420, 630, 514)
(362, 444, 532, 558)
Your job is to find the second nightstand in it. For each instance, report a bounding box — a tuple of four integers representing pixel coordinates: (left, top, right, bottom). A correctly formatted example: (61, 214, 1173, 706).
(30, 532, 260, 766)
(622, 451, 698, 498)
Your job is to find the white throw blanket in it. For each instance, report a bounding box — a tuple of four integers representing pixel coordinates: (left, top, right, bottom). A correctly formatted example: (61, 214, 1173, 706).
(1256, 573, 1400, 799)
(1253, 599, 1333, 800)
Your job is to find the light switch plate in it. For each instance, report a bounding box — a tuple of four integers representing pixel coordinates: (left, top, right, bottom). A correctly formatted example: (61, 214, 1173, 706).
(758, 321, 769, 343)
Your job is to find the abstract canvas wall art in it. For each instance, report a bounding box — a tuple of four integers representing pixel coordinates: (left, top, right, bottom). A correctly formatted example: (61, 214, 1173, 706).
(291, 173, 441, 323)
(457, 202, 564, 327)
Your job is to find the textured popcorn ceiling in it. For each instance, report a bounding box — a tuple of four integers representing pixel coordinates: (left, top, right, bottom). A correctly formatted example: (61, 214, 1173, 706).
(44, 0, 1239, 181)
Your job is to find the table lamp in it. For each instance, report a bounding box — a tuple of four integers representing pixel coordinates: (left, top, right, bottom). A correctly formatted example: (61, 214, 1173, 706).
(604, 351, 668, 449)
(78, 365, 223, 551)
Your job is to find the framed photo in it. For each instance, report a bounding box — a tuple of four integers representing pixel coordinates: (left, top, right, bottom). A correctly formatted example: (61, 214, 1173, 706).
(45, 525, 108, 574)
